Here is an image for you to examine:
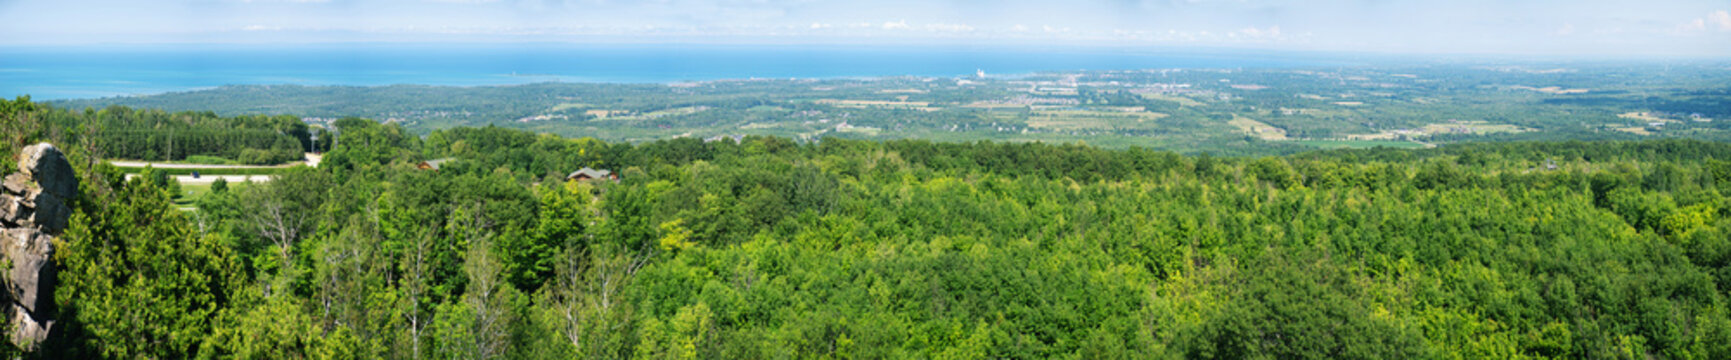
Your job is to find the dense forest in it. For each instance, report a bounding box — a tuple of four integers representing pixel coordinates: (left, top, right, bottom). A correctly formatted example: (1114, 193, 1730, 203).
(83, 105, 317, 165)
(5, 96, 1731, 359)
(15, 99, 321, 165)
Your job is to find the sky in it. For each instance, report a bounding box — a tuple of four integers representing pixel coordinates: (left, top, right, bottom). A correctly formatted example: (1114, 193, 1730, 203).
(1, 0, 1728, 56)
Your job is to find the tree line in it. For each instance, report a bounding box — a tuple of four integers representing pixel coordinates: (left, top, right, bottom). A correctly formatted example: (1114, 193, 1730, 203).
(17, 102, 321, 165)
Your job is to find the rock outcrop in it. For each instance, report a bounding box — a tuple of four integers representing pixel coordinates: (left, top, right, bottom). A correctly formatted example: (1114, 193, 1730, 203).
(0, 143, 76, 350)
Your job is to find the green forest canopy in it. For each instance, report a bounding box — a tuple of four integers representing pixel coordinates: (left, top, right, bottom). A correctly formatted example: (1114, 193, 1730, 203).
(5, 96, 1731, 359)
(15, 101, 321, 165)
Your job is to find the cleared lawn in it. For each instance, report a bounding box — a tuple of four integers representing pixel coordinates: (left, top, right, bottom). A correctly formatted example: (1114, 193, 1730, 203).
(1617, 112, 1675, 123)
(585, 109, 630, 118)
(114, 166, 287, 176)
(1419, 122, 1524, 135)
(1343, 121, 1525, 141)
(1294, 139, 1428, 149)
(173, 182, 251, 209)
(1228, 115, 1288, 140)
(834, 125, 882, 136)
(1026, 110, 1169, 131)
(549, 103, 593, 112)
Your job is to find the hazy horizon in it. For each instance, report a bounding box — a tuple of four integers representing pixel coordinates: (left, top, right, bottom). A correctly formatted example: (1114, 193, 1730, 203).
(2, 0, 1729, 57)
(3, 44, 1365, 100)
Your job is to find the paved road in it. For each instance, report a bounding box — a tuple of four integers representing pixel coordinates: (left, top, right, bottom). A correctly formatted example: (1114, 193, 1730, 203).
(110, 153, 322, 185)
(123, 174, 273, 184)
(110, 153, 322, 169)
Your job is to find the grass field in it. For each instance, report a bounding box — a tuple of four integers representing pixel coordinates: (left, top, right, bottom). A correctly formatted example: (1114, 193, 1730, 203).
(172, 182, 251, 209)
(1229, 115, 1288, 140)
(585, 109, 630, 118)
(1293, 139, 1428, 149)
(1026, 110, 1169, 130)
(1418, 122, 1524, 135)
(549, 103, 593, 112)
(1617, 112, 1675, 123)
(174, 183, 211, 208)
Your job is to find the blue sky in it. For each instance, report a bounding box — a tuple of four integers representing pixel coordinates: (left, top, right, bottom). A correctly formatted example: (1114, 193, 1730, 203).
(2, 0, 1728, 56)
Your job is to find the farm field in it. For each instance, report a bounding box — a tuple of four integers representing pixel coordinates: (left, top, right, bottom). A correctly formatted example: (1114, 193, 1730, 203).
(50, 63, 1731, 155)
(1291, 139, 1429, 149)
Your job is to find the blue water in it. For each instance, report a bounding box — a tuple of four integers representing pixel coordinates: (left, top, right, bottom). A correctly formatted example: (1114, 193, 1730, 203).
(0, 43, 1354, 100)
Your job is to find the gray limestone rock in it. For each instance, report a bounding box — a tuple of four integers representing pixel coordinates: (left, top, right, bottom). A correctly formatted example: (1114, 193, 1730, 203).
(8, 305, 50, 350)
(0, 142, 76, 350)
(2, 228, 53, 315)
(18, 143, 76, 200)
(27, 191, 68, 234)
(0, 195, 19, 225)
(1, 173, 26, 195)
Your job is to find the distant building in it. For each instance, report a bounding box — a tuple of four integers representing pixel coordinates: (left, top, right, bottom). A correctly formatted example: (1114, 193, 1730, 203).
(567, 167, 617, 182)
(417, 158, 454, 170)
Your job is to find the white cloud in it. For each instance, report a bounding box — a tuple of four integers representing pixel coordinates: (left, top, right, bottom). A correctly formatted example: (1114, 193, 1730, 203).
(1555, 23, 1575, 36)
(1234, 26, 1282, 39)
(1677, 18, 1707, 33)
(242, 25, 282, 31)
(881, 20, 910, 30)
(1711, 10, 1731, 31)
(809, 22, 831, 29)
(1676, 10, 1731, 34)
(926, 23, 974, 32)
